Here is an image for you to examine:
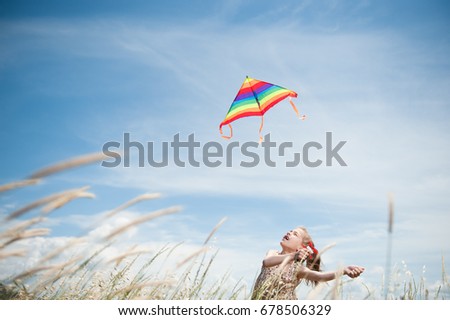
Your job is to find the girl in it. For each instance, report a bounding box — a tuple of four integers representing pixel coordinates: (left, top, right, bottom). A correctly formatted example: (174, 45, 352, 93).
(251, 226, 364, 300)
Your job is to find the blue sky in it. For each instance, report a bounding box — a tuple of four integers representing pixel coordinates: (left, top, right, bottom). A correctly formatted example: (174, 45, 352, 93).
(1, 0, 449, 298)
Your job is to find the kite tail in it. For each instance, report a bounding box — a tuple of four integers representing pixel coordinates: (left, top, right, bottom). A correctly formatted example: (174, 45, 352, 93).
(259, 116, 264, 143)
(289, 97, 306, 120)
(220, 124, 233, 140)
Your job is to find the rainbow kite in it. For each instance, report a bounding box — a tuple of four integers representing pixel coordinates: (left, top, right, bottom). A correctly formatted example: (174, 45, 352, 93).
(219, 76, 304, 141)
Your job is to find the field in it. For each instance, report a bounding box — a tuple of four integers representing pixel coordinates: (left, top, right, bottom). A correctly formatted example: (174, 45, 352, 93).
(1, 154, 448, 300)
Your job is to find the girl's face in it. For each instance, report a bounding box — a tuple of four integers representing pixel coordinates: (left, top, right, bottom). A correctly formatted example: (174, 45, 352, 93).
(280, 228, 305, 252)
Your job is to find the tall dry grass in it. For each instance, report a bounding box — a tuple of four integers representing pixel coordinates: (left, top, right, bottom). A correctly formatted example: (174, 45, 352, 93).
(0, 153, 448, 300)
(0, 153, 245, 300)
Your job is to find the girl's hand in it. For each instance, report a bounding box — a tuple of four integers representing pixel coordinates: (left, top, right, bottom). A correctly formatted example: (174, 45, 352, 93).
(343, 266, 365, 278)
(293, 248, 310, 262)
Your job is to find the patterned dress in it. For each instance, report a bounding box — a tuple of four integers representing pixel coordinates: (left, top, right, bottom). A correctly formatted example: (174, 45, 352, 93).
(251, 253, 303, 300)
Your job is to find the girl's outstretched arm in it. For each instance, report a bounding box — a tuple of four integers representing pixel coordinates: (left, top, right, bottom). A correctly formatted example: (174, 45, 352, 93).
(298, 265, 365, 282)
(262, 249, 309, 268)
